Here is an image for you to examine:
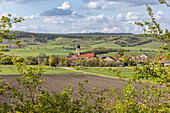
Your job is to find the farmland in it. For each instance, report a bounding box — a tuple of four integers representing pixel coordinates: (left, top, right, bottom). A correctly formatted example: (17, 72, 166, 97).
(2, 31, 163, 58)
(73, 67, 134, 79)
(0, 65, 81, 75)
(1, 65, 135, 79)
(0, 74, 143, 105)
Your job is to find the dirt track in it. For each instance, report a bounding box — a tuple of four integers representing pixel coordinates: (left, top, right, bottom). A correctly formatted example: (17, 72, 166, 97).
(0, 74, 143, 104)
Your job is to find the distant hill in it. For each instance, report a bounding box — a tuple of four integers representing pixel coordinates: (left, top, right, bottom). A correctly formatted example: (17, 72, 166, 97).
(69, 32, 133, 35)
(9, 30, 162, 48)
(3, 30, 162, 58)
(11, 31, 134, 40)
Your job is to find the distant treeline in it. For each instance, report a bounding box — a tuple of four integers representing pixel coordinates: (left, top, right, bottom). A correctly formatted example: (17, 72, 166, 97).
(11, 31, 134, 40)
(69, 32, 133, 35)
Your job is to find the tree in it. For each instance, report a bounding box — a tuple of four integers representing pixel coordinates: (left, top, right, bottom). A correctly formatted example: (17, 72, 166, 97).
(67, 52, 74, 58)
(49, 54, 56, 67)
(15, 56, 24, 63)
(64, 58, 70, 67)
(38, 58, 43, 65)
(0, 55, 12, 65)
(43, 58, 48, 65)
(38, 53, 46, 57)
(79, 59, 86, 66)
(60, 57, 65, 66)
(99, 59, 105, 67)
(85, 59, 99, 67)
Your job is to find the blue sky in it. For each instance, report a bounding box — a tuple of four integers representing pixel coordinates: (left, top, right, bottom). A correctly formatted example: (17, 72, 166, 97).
(0, 0, 169, 33)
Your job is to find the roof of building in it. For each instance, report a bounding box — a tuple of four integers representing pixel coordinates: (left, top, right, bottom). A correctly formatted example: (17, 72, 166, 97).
(112, 56, 117, 60)
(72, 53, 95, 59)
(78, 53, 95, 58)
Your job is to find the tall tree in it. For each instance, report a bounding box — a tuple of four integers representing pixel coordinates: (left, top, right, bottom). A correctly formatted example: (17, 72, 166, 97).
(49, 54, 56, 67)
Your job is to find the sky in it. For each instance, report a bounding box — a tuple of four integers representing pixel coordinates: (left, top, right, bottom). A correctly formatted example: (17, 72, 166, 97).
(0, 0, 169, 34)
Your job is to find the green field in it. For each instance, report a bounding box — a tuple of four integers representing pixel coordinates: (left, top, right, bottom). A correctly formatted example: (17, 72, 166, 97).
(137, 42, 164, 49)
(0, 65, 134, 79)
(75, 68, 134, 79)
(5, 44, 160, 58)
(0, 65, 81, 75)
(7, 48, 74, 57)
(2, 32, 164, 58)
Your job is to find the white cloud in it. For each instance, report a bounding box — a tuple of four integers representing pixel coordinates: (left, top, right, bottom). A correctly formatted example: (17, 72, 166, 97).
(102, 27, 120, 32)
(116, 13, 124, 21)
(58, 1, 71, 10)
(155, 10, 163, 21)
(0, 0, 54, 4)
(30, 25, 37, 30)
(87, 14, 108, 22)
(84, 0, 117, 10)
(86, 1, 99, 9)
(40, 1, 82, 17)
(126, 12, 140, 20)
(24, 15, 39, 19)
(102, 0, 158, 6)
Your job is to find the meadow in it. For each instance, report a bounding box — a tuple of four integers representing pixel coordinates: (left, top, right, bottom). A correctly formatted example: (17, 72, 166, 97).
(75, 67, 134, 79)
(0, 65, 81, 75)
(4, 41, 162, 58)
(0, 65, 135, 79)
(2, 32, 164, 59)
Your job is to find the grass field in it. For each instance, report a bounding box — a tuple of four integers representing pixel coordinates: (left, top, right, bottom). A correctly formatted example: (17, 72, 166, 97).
(137, 42, 164, 49)
(0, 65, 81, 75)
(75, 68, 134, 79)
(4, 44, 160, 58)
(5, 47, 75, 57)
(0, 65, 134, 79)
(2, 35, 163, 58)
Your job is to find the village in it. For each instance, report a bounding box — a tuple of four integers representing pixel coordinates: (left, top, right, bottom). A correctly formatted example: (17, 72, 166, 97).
(1, 44, 169, 67)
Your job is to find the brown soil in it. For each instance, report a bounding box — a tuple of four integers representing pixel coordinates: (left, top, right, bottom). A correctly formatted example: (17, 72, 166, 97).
(0, 74, 143, 104)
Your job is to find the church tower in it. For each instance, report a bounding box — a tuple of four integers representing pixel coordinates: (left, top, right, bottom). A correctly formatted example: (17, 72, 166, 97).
(76, 44, 80, 55)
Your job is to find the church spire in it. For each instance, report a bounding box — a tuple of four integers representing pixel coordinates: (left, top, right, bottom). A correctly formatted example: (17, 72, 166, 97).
(76, 43, 80, 55)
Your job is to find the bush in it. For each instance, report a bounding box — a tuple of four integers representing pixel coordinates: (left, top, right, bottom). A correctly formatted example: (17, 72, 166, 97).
(0, 55, 13, 65)
(15, 56, 24, 62)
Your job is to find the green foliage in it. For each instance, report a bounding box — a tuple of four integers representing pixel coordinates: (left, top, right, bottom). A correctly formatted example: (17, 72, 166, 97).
(0, 55, 13, 65)
(63, 58, 69, 67)
(49, 54, 57, 67)
(25, 56, 37, 65)
(99, 59, 105, 67)
(15, 56, 24, 62)
(38, 53, 46, 57)
(67, 52, 74, 58)
(85, 58, 99, 67)
(43, 58, 48, 65)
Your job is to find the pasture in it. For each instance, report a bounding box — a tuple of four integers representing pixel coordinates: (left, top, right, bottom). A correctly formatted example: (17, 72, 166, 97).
(0, 65, 81, 75)
(2, 32, 164, 58)
(0, 65, 135, 79)
(75, 67, 134, 79)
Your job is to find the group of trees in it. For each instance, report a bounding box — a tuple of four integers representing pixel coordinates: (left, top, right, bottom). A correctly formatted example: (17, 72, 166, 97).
(0, 53, 70, 67)
(72, 58, 121, 67)
(0, 1, 169, 112)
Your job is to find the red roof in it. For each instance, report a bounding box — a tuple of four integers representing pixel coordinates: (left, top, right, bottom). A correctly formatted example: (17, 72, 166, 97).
(112, 57, 117, 60)
(78, 53, 95, 58)
(72, 53, 95, 59)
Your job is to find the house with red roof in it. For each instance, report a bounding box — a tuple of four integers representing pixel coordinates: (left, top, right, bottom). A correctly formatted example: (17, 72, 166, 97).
(70, 44, 96, 66)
